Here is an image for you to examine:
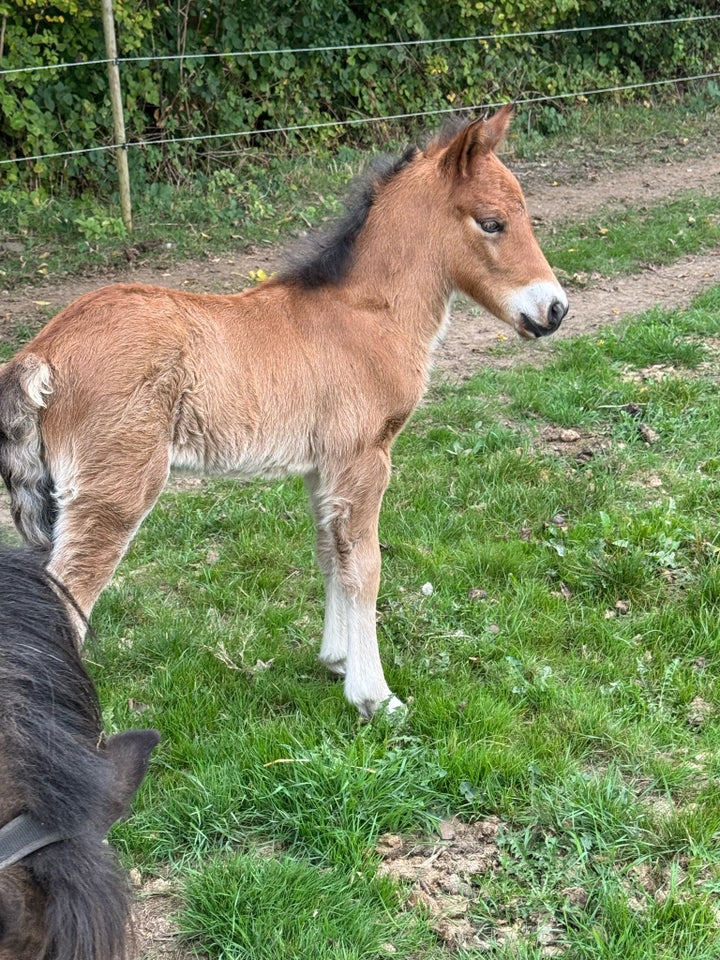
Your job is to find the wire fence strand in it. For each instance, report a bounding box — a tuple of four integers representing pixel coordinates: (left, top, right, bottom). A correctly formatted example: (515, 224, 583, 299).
(115, 14, 720, 65)
(2, 69, 718, 167)
(0, 13, 718, 78)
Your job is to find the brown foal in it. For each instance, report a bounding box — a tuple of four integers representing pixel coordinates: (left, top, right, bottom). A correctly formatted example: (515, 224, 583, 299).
(0, 106, 567, 717)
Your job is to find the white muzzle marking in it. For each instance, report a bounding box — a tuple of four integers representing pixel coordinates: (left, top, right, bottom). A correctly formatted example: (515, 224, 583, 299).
(506, 280, 568, 339)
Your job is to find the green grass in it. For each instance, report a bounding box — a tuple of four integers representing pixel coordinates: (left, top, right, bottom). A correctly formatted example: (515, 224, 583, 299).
(182, 853, 434, 959)
(3, 95, 720, 953)
(547, 192, 720, 283)
(38, 285, 715, 957)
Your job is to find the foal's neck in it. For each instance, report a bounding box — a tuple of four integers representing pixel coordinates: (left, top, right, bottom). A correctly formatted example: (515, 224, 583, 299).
(347, 213, 451, 348)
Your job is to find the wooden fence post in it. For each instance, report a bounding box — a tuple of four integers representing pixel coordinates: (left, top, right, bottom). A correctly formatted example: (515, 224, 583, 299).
(100, 0, 132, 231)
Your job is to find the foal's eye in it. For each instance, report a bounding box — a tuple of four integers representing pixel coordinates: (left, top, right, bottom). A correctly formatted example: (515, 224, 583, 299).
(478, 218, 503, 234)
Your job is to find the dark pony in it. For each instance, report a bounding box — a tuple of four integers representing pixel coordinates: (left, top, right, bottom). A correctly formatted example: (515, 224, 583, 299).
(0, 546, 159, 960)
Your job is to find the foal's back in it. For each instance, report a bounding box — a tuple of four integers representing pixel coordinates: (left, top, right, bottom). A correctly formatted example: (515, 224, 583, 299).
(27, 278, 422, 460)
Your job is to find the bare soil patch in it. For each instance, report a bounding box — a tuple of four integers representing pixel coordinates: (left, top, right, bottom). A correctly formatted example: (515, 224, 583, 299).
(130, 874, 197, 960)
(377, 818, 502, 950)
(377, 817, 567, 955)
(522, 148, 720, 225)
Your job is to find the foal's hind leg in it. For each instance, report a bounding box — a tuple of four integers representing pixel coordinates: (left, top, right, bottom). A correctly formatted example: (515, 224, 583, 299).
(308, 451, 403, 719)
(46, 441, 171, 624)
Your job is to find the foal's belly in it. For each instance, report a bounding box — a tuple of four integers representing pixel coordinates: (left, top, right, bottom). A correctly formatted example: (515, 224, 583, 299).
(169, 432, 316, 481)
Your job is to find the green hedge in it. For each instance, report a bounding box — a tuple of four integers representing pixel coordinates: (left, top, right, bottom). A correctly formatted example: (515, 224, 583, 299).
(1, 0, 719, 190)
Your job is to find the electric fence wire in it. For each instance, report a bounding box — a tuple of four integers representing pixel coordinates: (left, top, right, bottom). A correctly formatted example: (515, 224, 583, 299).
(0, 13, 717, 77)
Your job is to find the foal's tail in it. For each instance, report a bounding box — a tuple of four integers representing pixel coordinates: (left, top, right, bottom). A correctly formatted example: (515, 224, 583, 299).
(0, 355, 57, 551)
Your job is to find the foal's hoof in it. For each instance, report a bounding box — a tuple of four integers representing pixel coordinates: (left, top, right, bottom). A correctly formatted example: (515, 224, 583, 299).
(357, 694, 406, 722)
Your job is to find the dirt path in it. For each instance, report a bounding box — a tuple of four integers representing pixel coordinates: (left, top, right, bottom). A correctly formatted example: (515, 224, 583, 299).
(523, 149, 720, 224)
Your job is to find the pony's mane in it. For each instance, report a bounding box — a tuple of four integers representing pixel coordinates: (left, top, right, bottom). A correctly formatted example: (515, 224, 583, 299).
(278, 144, 419, 289)
(0, 547, 103, 827)
(0, 547, 129, 959)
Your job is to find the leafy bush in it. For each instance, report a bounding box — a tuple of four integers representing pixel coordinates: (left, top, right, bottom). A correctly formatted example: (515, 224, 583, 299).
(1, 0, 718, 192)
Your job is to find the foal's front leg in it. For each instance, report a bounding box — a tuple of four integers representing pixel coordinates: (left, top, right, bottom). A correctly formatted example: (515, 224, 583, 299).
(307, 454, 403, 719)
(305, 471, 348, 677)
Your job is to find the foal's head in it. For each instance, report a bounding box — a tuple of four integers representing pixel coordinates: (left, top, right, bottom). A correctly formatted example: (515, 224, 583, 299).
(429, 105, 568, 338)
(276, 106, 565, 344)
(0, 548, 159, 960)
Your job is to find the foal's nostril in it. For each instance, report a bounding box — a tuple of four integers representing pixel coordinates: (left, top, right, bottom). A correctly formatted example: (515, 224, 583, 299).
(547, 298, 568, 330)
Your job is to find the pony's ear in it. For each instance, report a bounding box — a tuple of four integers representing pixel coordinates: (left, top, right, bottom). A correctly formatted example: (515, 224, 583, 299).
(443, 104, 515, 178)
(97, 729, 161, 833)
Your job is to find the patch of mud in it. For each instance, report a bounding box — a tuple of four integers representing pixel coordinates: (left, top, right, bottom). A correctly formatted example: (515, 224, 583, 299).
(377, 817, 501, 950)
(377, 817, 502, 892)
(376, 817, 566, 954)
(539, 426, 613, 465)
(130, 874, 196, 960)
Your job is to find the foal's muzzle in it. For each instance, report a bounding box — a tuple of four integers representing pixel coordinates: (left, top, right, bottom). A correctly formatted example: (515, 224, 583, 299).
(520, 297, 568, 338)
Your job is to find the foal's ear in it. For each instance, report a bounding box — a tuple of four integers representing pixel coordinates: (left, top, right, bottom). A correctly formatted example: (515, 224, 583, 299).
(443, 104, 515, 178)
(99, 729, 161, 832)
(482, 103, 515, 150)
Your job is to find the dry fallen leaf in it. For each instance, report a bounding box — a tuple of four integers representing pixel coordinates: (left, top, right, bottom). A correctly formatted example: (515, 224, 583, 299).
(687, 696, 713, 728)
(467, 588, 488, 601)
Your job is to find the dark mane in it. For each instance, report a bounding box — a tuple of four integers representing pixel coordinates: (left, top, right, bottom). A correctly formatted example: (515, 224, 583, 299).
(0, 548, 104, 833)
(278, 144, 419, 289)
(0, 547, 129, 959)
